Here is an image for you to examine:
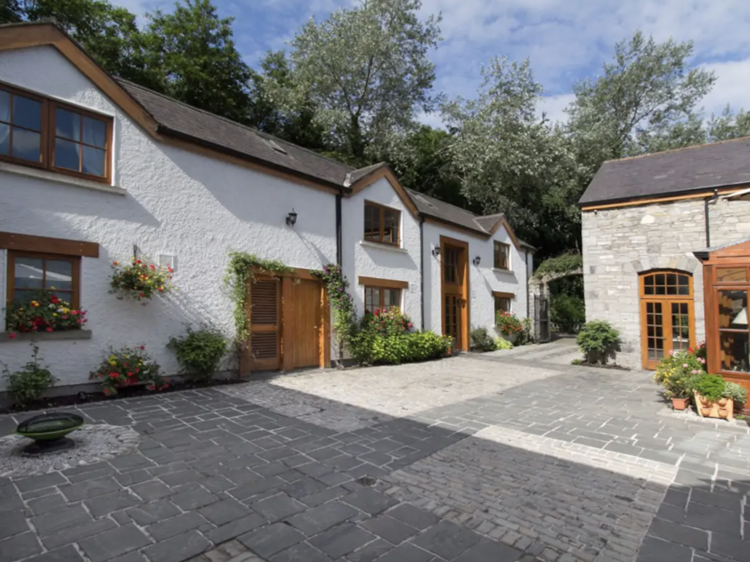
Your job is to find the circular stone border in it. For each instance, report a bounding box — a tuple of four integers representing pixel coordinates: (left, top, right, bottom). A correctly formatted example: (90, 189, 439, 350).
(0, 424, 140, 478)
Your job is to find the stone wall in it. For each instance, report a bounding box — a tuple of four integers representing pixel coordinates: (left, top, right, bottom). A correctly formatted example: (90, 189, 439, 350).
(582, 197, 750, 368)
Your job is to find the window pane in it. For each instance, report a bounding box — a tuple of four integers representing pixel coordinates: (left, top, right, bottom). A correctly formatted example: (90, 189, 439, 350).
(12, 128, 41, 162)
(383, 210, 399, 244)
(55, 138, 80, 170)
(14, 257, 44, 289)
(677, 275, 690, 295)
(720, 331, 750, 373)
(717, 268, 747, 283)
(12, 289, 37, 303)
(82, 146, 105, 176)
(46, 260, 73, 290)
(719, 290, 748, 329)
(671, 302, 690, 348)
(0, 123, 8, 155)
(384, 289, 400, 309)
(369, 288, 380, 312)
(13, 95, 41, 131)
(364, 205, 380, 241)
(83, 117, 106, 147)
(56, 108, 81, 141)
(0, 90, 9, 123)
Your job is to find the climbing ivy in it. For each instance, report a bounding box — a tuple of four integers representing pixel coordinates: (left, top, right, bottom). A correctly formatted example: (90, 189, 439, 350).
(311, 264, 357, 360)
(223, 252, 293, 344)
(533, 253, 583, 279)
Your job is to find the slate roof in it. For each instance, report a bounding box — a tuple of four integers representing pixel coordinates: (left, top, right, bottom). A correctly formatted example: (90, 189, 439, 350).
(405, 190, 534, 249)
(579, 136, 750, 206)
(118, 79, 353, 188)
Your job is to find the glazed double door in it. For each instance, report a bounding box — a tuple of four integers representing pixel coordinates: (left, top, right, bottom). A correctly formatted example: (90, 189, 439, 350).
(641, 299, 694, 369)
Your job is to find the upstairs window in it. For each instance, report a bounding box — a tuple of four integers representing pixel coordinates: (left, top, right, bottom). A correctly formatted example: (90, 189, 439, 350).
(364, 202, 400, 245)
(0, 83, 112, 183)
(494, 242, 510, 270)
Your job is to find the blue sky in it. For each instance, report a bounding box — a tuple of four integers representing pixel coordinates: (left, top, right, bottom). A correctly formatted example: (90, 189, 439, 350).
(124, 0, 750, 125)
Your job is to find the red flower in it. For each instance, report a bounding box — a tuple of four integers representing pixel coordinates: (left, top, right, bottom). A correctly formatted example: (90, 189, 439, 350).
(61, 315, 68, 319)
(167, 267, 173, 273)
(140, 345, 145, 350)
(127, 372, 133, 377)
(139, 293, 145, 298)
(46, 327, 53, 332)
(50, 296, 59, 304)
(109, 372, 119, 379)
(70, 310, 79, 315)
(8, 332, 17, 339)
(149, 264, 155, 270)
(147, 384, 155, 391)
(113, 261, 119, 266)
(135, 260, 142, 265)
(408, 323, 413, 328)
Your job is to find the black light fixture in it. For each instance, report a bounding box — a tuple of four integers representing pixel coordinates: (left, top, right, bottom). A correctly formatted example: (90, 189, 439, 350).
(432, 246, 441, 258)
(473, 256, 481, 266)
(286, 208, 298, 227)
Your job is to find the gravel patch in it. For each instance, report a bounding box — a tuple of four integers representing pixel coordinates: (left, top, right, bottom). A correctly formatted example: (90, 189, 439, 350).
(0, 424, 139, 477)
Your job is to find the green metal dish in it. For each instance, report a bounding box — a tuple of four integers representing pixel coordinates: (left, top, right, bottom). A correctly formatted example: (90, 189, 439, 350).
(17, 413, 84, 441)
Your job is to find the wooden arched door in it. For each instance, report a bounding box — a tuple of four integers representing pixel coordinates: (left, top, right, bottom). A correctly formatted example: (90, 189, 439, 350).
(639, 271, 695, 369)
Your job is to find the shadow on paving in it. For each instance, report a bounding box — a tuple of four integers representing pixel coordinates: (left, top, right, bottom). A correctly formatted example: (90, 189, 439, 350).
(0, 382, 746, 562)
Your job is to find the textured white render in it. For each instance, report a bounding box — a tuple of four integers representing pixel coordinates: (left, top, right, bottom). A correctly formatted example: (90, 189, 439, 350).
(342, 177, 422, 327)
(0, 46, 337, 388)
(422, 222, 530, 339)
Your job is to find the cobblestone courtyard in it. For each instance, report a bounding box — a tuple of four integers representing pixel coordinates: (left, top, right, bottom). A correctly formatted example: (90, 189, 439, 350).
(2, 339, 750, 562)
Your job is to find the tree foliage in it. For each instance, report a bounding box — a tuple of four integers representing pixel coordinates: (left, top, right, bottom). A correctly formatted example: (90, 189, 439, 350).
(284, 0, 441, 162)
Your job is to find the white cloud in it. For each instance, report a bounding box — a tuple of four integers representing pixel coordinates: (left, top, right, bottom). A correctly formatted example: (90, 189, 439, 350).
(537, 94, 575, 124)
(700, 58, 750, 116)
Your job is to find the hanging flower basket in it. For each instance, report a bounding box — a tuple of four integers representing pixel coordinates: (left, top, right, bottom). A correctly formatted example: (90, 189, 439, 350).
(109, 258, 174, 303)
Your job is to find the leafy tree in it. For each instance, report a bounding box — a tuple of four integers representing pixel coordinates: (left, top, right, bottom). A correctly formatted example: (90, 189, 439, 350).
(384, 125, 470, 209)
(567, 31, 716, 173)
(141, 0, 252, 123)
(443, 57, 581, 255)
(707, 106, 750, 141)
(247, 51, 329, 151)
(285, 0, 441, 161)
(10, 0, 150, 84)
(0, 0, 22, 22)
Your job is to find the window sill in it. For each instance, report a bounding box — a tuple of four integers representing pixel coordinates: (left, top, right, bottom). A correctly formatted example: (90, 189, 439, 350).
(493, 267, 513, 274)
(0, 161, 126, 196)
(0, 330, 92, 343)
(360, 240, 408, 254)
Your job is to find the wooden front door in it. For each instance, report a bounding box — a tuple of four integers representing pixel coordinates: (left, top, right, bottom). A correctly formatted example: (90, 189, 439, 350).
(248, 276, 281, 371)
(441, 237, 469, 351)
(288, 279, 322, 369)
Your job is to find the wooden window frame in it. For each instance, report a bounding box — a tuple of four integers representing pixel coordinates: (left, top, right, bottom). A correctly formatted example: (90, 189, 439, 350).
(363, 201, 401, 246)
(6, 250, 82, 310)
(0, 80, 113, 184)
(359, 277, 407, 313)
(493, 241, 510, 270)
(493, 291, 514, 316)
(638, 270, 695, 370)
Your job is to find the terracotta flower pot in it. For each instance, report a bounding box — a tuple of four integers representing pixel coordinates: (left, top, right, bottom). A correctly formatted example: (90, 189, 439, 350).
(694, 392, 734, 421)
(671, 397, 690, 411)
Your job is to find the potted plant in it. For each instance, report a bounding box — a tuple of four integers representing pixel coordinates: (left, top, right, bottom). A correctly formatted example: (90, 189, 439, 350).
(89, 345, 167, 396)
(496, 311, 523, 343)
(723, 382, 748, 413)
(109, 258, 174, 303)
(692, 374, 733, 420)
(5, 291, 87, 337)
(653, 349, 705, 410)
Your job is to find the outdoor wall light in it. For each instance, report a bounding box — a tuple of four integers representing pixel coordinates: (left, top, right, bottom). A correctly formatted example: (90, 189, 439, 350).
(432, 246, 441, 258)
(286, 209, 298, 226)
(473, 256, 481, 266)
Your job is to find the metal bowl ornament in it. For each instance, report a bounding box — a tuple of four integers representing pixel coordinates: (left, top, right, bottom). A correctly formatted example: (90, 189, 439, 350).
(16, 412, 85, 455)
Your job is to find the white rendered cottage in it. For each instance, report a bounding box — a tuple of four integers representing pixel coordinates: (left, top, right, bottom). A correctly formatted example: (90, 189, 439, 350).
(0, 23, 533, 394)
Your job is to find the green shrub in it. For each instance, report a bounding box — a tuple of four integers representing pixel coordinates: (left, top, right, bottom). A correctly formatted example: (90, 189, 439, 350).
(723, 382, 747, 404)
(693, 374, 726, 401)
(550, 294, 585, 334)
(90, 345, 165, 396)
(1, 344, 57, 408)
(576, 320, 619, 364)
(470, 327, 496, 352)
(495, 338, 513, 350)
(169, 326, 228, 382)
(351, 330, 449, 365)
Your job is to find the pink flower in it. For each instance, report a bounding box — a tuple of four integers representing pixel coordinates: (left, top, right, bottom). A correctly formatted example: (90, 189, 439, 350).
(683, 363, 688, 368)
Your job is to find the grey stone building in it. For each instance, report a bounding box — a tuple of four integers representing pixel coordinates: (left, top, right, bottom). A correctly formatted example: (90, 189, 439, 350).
(580, 137, 750, 378)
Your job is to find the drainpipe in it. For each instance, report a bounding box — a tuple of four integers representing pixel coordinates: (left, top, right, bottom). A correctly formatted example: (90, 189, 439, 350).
(704, 189, 719, 248)
(525, 248, 530, 319)
(419, 217, 425, 330)
(336, 190, 343, 265)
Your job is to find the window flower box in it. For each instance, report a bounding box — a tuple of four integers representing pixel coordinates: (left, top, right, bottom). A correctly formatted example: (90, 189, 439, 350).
(5, 292, 87, 338)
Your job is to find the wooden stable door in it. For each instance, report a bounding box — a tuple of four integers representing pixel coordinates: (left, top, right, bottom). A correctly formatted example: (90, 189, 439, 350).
(287, 279, 322, 369)
(248, 277, 281, 370)
(441, 236, 469, 351)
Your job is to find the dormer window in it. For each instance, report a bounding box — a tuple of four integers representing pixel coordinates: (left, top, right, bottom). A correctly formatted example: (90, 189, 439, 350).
(0, 82, 112, 183)
(364, 201, 400, 246)
(494, 242, 510, 270)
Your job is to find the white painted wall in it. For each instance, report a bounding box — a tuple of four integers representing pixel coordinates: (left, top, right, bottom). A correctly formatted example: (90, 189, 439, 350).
(0, 46, 337, 389)
(422, 222, 530, 340)
(341, 178, 422, 327)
